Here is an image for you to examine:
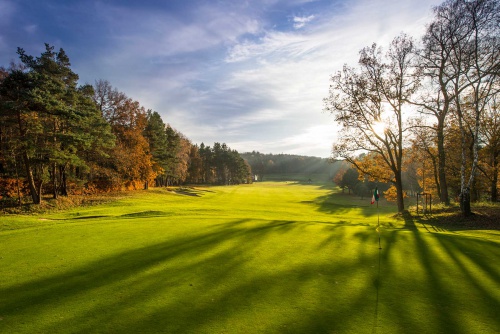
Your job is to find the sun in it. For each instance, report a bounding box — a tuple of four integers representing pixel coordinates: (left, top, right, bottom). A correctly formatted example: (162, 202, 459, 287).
(372, 121, 386, 137)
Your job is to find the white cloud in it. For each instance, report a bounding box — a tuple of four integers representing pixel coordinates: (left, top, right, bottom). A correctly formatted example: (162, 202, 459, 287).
(293, 15, 315, 29)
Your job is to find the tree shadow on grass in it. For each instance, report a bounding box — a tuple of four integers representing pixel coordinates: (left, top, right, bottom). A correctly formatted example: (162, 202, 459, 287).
(423, 212, 500, 232)
(400, 211, 419, 231)
(0, 219, 376, 333)
(305, 191, 385, 218)
(1, 217, 498, 333)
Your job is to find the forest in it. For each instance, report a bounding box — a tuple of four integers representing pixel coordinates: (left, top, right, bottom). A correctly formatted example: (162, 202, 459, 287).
(0, 45, 252, 205)
(240, 152, 341, 181)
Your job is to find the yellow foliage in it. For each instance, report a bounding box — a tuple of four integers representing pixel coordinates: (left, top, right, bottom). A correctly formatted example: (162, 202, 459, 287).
(354, 153, 393, 182)
(383, 185, 407, 202)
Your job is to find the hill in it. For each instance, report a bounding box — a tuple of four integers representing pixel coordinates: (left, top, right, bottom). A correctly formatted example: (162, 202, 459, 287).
(240, 151, 344, 182)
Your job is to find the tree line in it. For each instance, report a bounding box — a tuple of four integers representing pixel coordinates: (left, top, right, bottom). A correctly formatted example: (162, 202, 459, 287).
(0, 45, 251, 205)
(241, 151, 341, 181)
(324, 0, 500, 216)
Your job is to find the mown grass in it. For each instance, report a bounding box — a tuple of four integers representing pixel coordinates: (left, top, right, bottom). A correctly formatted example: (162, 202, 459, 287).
(0, 182, 499, 333)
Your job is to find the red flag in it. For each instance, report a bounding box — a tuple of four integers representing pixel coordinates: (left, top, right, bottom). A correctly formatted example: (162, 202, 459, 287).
(371, 187, 379, 204)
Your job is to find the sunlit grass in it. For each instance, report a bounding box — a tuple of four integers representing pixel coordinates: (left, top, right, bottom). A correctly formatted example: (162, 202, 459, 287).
(0, 182, 499, 333)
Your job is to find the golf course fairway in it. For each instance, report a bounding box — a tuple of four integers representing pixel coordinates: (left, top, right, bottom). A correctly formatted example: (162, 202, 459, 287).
(0, 182, 499, 333)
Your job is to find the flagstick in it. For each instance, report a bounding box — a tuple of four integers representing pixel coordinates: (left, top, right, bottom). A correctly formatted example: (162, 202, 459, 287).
(377, 200, 381, 249)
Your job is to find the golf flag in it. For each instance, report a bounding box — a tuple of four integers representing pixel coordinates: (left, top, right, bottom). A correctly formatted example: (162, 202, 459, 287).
(371, 187, 379, 204)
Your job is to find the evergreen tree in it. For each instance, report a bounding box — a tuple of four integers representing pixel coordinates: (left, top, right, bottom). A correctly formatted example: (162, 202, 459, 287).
(0, 45, 114, 203)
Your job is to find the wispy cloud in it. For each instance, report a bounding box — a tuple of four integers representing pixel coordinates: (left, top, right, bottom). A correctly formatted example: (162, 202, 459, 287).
(0, 0, 443, 157)
(24, 24, 38, 34)
(293, 15, 315, 29)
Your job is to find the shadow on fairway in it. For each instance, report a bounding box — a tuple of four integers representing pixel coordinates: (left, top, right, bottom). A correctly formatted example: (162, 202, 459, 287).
(401, 211, 418, 231)
(0, 217, 498, 334)
(309, 191, 382, 218)
(0, 219, 375, 333)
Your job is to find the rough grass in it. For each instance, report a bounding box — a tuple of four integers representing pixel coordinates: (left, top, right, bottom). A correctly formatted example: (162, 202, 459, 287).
(0, 182, 499, 333)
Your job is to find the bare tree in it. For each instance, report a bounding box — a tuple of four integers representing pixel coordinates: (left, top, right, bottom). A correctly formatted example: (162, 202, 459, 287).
(324, 34, 419, 213)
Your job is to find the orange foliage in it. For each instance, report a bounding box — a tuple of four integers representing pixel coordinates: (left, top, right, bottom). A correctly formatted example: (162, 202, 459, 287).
(354, 153, 394, 183)
(0, 178, 28, 199)
(383, 185, 408, 202)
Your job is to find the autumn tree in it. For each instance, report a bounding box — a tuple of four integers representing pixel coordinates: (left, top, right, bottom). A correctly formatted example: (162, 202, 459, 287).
(333, 168, 347, 191)
(93, 80, 154, 190)
(171, 133, 192, 185)
(324, 35, 419, 213)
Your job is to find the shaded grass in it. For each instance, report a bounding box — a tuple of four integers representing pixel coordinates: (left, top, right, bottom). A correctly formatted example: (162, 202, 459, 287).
(0, 182, 499, 333)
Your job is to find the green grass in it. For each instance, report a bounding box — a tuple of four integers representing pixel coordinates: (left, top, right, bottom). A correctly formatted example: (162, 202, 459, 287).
(0, 182, 499, 333)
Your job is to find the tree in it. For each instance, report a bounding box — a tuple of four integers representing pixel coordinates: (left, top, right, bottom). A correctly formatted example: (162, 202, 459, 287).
(93, 80, 154, 190)
(324, 34, 419, 213)
(409, 121, 440, 197)
(342, 168, 359, 195)
(453, 0, 500, 214)
(186, 144, 204, 184)
(0, 45, 114, 203)
(333, 168, 347, 192)
(172, 134, 191, 185)
(199, 143, 214, 184)
(416, 0, 500, 215)
(478, 92, 500, 201)
(144, 110, 169, 187)
(164, 124, 181, 186)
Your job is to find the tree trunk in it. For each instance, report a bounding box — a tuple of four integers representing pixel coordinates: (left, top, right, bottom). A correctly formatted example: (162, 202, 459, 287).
(491, 175, 498, 202)
(60, 165, 68, 196)
(430, 154, 441, 201)
(37, 179, 44, 204)
(23, 152, 41, 204)
(436, 120, 450, 205)
(490, 153, 498, 202)
(13, 152, 22, 206)
(395, 174, 405, 213)
(52, 162, 58, 199)
(460, 187, 472, 217)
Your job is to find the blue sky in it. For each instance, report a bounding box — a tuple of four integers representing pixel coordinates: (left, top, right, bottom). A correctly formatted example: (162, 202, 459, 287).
(0, 0, 442, 157)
